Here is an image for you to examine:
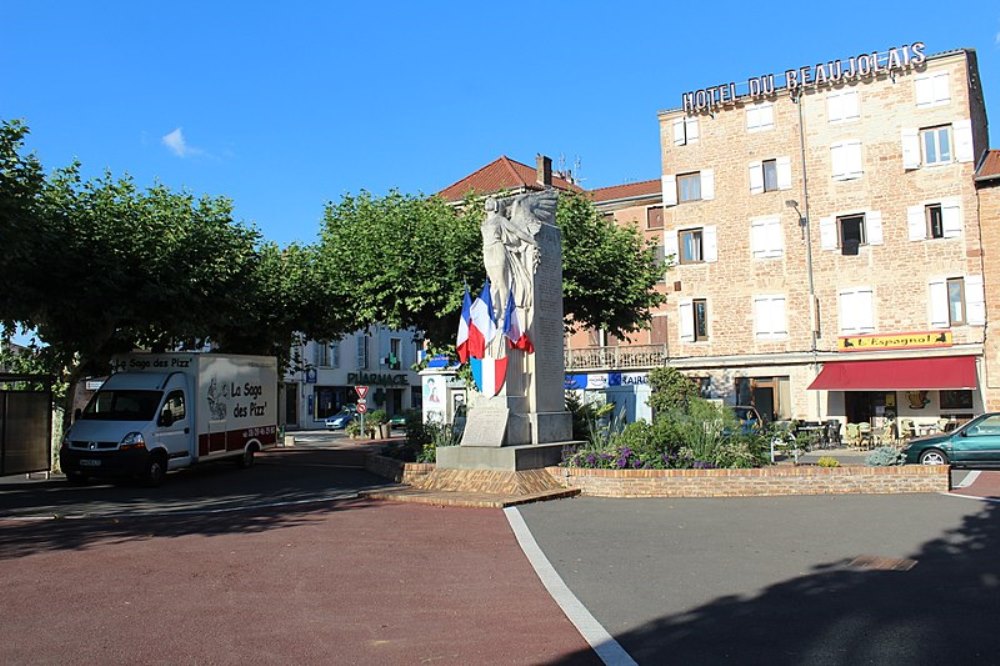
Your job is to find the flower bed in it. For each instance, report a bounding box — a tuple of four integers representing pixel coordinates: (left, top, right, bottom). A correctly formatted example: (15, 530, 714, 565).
(546, 464, 950, 498)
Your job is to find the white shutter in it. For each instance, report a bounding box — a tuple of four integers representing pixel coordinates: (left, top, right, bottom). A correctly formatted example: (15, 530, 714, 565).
(915, 76, 933, 107)
(827, 92, 843, 123)
(831, 143, 846, 179)
(750, 218, 766, 258)
(966, 275, 986, 326)
(664, 230, 679, 263)
(673, 119, 686, 146)
(685, 117, 699, 142)
(942, 198, 963, 238)
(820, 216, 837, 251)
(771, 297, 787, 336)
(776, 156, 792, 190)
(933, 73, 951, 104)
(746, 106, 759, 131)
(866, 210, 883, 246)
(929, 279, 949, 329)
(749, 161, 764, 194)
(838, 291, 857, 334)
(857, 289, 875, 332)
(842, 90, 860, 120)
(954, 119, 974, 163)
(901, 128, 921, 170)
(759, 103, 774, 130)
(662, 174, 677, 206)
(678, 300, 695, 342)
(701, 169, 715, 200)
(753, 298, 767, 337)
(907, 205, 926, 241)
(846, 141, 863, 179)
(767, 217, 784, 258)
(702, 225, 718, 262)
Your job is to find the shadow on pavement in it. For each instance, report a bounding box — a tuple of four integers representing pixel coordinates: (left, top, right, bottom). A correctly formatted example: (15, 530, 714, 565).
(545, 499, 1000, 665)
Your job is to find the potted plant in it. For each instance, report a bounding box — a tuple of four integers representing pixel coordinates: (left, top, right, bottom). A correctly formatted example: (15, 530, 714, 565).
(367, 409, 389, 439)
(345, 419, 362, 440)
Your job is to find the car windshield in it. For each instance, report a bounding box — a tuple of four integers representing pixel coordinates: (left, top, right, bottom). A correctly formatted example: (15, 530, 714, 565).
(81, 390, 162, 421)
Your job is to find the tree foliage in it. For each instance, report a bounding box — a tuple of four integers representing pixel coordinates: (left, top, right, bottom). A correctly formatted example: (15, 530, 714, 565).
(647, 366, 700, 415)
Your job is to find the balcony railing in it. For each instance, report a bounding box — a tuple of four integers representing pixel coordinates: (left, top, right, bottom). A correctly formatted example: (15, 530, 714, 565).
(564, 345, 669, 371)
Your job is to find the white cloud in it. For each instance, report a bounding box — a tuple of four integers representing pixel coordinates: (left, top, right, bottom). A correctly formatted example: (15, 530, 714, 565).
(161, 127, 203, 158)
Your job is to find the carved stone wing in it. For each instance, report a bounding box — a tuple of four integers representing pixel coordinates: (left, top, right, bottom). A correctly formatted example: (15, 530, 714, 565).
(509, 189, 558, 240)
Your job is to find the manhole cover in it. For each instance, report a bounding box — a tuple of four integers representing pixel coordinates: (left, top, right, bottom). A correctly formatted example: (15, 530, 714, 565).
(849, 555, 917, 571)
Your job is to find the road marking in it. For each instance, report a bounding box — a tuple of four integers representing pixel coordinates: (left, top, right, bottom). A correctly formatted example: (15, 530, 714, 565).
(954, 470, 981, 489)
(504, 506, 637, 666)
(943, 491, 1000, 504)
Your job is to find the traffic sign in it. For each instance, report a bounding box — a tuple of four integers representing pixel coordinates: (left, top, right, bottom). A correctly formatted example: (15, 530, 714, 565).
(355, 385, 370, 400)
(356, 402, 368, 414)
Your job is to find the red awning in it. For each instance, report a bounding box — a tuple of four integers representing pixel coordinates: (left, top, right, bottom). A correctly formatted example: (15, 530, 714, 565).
(807, 356, 977, 391)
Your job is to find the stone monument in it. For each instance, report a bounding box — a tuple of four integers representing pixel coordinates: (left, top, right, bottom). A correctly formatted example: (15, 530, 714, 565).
(436, 189, 574, 471)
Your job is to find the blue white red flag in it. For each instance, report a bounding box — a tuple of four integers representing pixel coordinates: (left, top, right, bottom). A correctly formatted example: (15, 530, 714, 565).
(468, 280, 497, 360)
(470, 354, 508, 397)
(502, 289, 534, 353)
(455, 287, 473, 363)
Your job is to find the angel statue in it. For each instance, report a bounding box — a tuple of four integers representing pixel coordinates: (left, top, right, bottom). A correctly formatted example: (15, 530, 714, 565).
(481, 189, 559, 326)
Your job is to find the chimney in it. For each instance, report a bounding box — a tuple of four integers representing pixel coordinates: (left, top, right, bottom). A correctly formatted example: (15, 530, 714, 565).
(536, 154, 552, 187)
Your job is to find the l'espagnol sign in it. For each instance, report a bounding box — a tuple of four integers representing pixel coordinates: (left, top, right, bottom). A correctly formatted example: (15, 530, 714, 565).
(837, 330, 952, 352)
(682, 41, 927, 114)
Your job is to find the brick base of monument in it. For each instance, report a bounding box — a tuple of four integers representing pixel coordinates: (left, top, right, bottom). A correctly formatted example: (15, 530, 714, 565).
(435, 441, 577, 471)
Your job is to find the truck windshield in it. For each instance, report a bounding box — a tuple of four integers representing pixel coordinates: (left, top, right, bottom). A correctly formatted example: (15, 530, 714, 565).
(81, 390, 162, 421)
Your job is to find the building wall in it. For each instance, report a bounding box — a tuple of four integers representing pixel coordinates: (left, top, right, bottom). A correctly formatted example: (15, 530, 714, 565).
(979, 179, 1000, 409)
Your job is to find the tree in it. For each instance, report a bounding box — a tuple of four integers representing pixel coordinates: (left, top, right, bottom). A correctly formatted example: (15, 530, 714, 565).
(315, 189, 666, 347)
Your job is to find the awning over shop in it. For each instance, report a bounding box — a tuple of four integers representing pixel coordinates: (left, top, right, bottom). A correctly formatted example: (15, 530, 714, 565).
(807, 356, 977, 391)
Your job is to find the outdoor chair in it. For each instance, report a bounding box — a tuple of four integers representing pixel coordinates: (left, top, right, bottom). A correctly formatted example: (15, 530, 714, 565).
(857, 422, 873, 450)
(844, 423, 860, 447)
(897, 418, 916, 442)
(824, 420, 842, 447)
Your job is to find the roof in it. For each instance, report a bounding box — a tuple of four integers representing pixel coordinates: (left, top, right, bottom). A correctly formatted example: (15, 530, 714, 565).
(589, 179, 661, 203)
(437, 155, 582, 201)
(975, 150, 1000, 182)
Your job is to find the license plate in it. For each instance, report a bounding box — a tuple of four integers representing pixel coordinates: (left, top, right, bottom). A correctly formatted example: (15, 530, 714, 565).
(79, 459, 101, 467)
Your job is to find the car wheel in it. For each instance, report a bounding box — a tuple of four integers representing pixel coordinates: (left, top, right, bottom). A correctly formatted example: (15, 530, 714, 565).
(65, 471, 89, 485)
(918, 448, 949, 465)
(238, 446, 256, 468)
(144, 453, 167, 487)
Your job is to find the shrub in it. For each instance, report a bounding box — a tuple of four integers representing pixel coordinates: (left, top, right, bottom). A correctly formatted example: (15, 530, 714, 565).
(648, 366, 699, 415)
(404, 411, 432, 450)
(817, 456, 840, 468)
(866, 446, 905, 467)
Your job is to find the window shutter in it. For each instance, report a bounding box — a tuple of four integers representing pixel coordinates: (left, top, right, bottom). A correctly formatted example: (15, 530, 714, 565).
(746, 106, 758, 131)
(701, 169, 715, 200)
(866, 210, 883, 246)
(907, 205, 926, 241)
(673, 119, 686, 146)
(915, 76, 933, 107)
(933, 73, 951, 104)
(767, 217, 784, 258)
(954, 119, 974, 163)
(749, 161, 764, 194)
(678, 300, 695, 342)
(702, 225, 718, 262)
(857, 289, 875, 332)
(820, 216, 837, 250)
(664, 230, 679, 263)
(685, 117, 699, 142)
(928, 280, 949, 329)
(843, 90, 860, 120)
(753, 298, 768, 337)
(750, 218, 766, 258)
(662, 174, 677, 206)
(831, 143, 846, 179)
(846, 141, 863, 179)
(966, 275, 985, 326)
(839, 291, 858, 334)
(759, 103, 774, 130)
(771, 297, 787, 336)
(776, 156, 792, 190)
(827, 92, 843, 123)
(942, 198, 963, 238)
(901, 128, 921, 170)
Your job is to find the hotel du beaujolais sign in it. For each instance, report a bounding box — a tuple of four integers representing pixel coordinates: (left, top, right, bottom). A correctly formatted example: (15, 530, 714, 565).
(681, 41, 927, 113)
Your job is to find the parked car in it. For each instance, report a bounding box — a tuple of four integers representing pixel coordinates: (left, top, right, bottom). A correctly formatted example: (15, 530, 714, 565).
(904, 413, 997, 466)
(325, 406, 357, 430)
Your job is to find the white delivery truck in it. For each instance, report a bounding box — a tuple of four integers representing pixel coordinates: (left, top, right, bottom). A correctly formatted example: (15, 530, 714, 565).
(60, 353, 278, 486)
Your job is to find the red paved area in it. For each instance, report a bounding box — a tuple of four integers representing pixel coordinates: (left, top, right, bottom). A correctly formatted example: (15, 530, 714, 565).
(0, 499, 600, 665)
(954, 470, 1000, 499)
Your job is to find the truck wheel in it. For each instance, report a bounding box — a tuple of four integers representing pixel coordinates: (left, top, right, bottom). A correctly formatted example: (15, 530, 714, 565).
(144, 454, 167, 487)
(65, 471, 89, 485)
(238, 446, 256, 469)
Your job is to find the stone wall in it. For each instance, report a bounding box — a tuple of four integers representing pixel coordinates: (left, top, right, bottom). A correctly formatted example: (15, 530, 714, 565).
(547, 464, 950, 498)
(364, 454, 434, 485)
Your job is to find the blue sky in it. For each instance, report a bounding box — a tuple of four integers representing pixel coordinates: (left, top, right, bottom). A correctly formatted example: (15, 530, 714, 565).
(5, 1, 999, 248)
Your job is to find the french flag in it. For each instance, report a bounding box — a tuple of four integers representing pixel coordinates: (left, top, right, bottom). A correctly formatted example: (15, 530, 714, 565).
(455, 287, 473, 363)
(503, 289, 533, 353)
(470, 355, 508, 397)
(468, 281, 496, 360)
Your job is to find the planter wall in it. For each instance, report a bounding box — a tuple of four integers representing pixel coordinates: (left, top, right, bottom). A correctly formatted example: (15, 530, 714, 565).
(545, 464, 951, 498)
(365, 454, 434, 485)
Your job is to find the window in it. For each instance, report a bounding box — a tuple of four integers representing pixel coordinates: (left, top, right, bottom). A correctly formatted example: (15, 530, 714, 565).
(831, 140, 863, 180)
(839, 215, 865, 254)
(646, 206, 664, 230)
(746, 102, 774, 132)
(915, 71, 950, 107)
(750, 215, 783, 259)
(762, 160, 778, 192)
(679, 298, 709, 342)
(753, 295, 787, 340)
(388, 338, 401, 369)
(940, 390, 973, 410)
(908, 199, 961, 241)
(679, 229, 703, 264)
(929, 276, 985, 328)
(161, 390, 186, 423)
(653, 244, 666, 282)
(663, 170, 714, 206)
(672, 116, 699, 146)
(677, 173, 701, 202)
(315, 341, 339, 368)
(749, 157, 791, 194)
(820, 211, 883, 253)
(947, 278, 966, 326)
(921, 126, 952, 166)
(827, 89, 860, 123)
(838, 288, 875, 334)
(927, 204, 944, 239)
(356, 334, 369, 369)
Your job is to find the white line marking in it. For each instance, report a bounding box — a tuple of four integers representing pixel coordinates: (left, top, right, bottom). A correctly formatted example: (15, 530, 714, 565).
(942, 491, 1000, 504)
(504, 506, 638, 666)
(954, 470, 981, 489)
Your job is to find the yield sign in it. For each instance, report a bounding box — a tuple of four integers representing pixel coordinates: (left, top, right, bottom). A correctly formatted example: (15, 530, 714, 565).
(355, 385, 370, 400)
